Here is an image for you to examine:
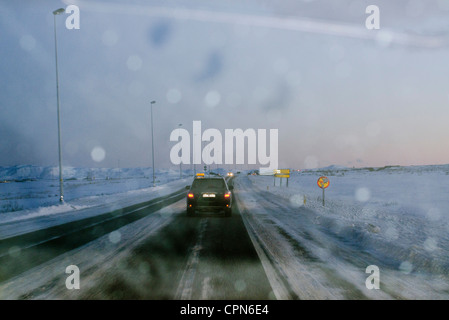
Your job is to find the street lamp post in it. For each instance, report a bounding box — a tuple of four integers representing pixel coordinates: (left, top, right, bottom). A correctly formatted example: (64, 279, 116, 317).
(150, 100, 156, 187)
(178, 123, 182, 179)
(193, 132, 197, 176)
(53, 8, 65, 203)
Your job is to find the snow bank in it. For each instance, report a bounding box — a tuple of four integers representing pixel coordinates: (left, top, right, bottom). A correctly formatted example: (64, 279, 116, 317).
(0, 166, 194, 238)
(239, 164, 449, 299)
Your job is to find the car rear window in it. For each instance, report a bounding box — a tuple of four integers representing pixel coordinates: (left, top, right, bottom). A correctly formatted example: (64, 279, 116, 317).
(191, 179, 226, 191)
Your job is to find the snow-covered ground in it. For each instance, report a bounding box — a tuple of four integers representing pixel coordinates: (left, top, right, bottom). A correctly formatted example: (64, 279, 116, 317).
(2, 164, 449, 299)
(0, 165, 194, 239)
(235, 164, 449, 299)
(0, 165, 187, 213)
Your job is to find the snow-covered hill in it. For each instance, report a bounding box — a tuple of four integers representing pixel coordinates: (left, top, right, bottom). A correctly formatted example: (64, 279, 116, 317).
(0, 165, 181, 181)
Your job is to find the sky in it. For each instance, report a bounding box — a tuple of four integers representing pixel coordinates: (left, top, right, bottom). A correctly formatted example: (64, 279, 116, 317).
(1, 0, 449, 170)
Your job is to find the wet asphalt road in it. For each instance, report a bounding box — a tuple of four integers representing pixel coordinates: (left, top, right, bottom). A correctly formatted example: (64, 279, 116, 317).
(78, 203, 274, 300)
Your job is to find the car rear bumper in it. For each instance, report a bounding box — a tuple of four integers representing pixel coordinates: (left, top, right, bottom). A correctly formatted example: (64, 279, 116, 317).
(194, 205, 229, 212)
(187, 199, 231, 210)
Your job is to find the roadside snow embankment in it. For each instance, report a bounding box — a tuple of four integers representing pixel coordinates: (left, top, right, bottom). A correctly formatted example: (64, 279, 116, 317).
(0, 174, 192, 239)
(237, 165, 449, 299)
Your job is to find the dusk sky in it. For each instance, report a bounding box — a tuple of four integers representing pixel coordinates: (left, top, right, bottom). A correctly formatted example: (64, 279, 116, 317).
(1, 0, 449, 170)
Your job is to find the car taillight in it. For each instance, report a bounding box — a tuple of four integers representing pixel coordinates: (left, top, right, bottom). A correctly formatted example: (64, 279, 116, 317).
(188, 193, 194, 198)
(224, 192, 231, 198)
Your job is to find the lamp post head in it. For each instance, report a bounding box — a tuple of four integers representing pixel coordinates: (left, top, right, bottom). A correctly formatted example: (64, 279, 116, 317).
(150, 100, 156, 105)
(53, 8, 65, 15)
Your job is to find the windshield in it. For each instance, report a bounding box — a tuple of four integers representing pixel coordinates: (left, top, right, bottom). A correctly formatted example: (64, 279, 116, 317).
(191, 179, 226, 191)
(2, 0, 449, 306)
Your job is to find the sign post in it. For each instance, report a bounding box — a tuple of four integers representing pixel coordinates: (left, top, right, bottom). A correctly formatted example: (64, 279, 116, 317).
(317, 176, 330, 206)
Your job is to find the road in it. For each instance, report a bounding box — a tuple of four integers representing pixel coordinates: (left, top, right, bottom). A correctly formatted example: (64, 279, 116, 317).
(0, 177, 276, 299)
(79, 203, 274, 299)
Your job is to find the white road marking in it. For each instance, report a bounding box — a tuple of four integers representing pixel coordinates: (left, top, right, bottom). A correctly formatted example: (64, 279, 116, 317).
(175, 219, 208, 300)
(200, 276, 212, 300)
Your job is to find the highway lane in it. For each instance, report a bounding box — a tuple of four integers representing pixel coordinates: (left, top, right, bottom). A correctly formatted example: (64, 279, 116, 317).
(77, 200, 275, 299)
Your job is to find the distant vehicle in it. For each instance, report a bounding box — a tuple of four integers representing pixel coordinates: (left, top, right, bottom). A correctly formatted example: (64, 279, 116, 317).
(259, 168, 275, 176)
(247, 170, 259, 176)
(186, 177, 233, 217)
(227, 172, 234, 177)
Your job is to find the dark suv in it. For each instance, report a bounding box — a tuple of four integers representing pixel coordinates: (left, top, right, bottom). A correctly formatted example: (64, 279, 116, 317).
(186, 177, 233, 217)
